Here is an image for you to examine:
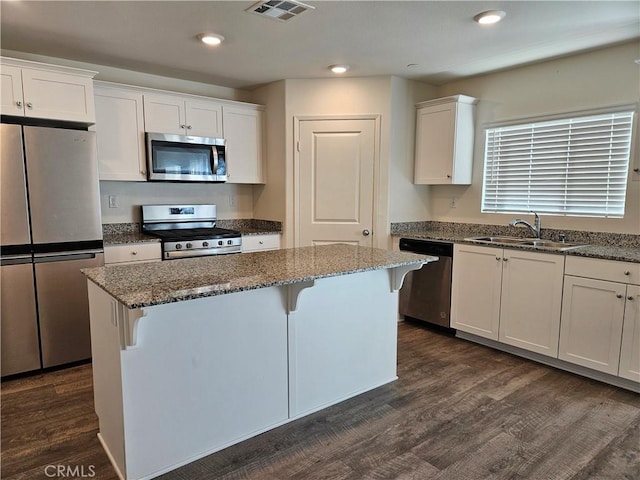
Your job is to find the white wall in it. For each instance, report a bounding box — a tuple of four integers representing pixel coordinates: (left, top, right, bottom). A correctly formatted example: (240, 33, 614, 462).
(1, 49, 251, 102)
(252, 81, 287, 223)
(283, 77, 392, 248)
(388, 76, 438, 223)
(99, 182, 254, 224)
(433, 41, 640, 234)
(251, 76, 440, 247)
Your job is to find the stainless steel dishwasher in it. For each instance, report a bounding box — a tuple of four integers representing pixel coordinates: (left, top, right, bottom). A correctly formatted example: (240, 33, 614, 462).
(398, 238, 454, 329)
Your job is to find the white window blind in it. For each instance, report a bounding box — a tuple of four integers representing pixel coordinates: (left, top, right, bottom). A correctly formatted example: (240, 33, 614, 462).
(482, 110, 634, 218)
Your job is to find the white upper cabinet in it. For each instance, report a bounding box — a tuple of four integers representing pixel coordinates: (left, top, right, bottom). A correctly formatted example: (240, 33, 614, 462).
(223, 105, 265, 184)
(143, 94, 223, 138)
(94, 83, 147, 181)
(1, 57, 96, 123)
(414, 95, 477, 185)
(1, 65, 24, 116)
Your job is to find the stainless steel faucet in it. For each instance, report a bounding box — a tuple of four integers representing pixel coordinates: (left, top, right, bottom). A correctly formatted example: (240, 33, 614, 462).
(509, 212, 541, 238)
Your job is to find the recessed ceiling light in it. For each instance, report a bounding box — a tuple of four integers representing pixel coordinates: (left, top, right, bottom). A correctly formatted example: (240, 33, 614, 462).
(329, 65, 350, 74)
(197, 33, 225, 46)
(473, 10, 506, 25)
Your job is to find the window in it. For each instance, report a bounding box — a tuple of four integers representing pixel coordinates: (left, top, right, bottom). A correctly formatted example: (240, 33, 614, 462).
(481, 109, 635, 218)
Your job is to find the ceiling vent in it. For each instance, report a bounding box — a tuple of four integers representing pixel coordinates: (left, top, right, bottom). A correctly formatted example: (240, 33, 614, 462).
(246, 0, 314, 22)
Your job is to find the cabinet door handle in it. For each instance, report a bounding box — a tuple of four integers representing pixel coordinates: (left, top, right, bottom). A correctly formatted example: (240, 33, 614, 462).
(616, 294, 623, 299)
(131, 251, 138, 256)
(446, 174, 452, 178)
(496, 256, 501, 261)
(187, 125, 192, 130)
(26, 102, 33, 109)
(628, 296, 635, 301)
(502, 258, 508, 262)
(16, 100, 22, 108)
(362, 229, 370, 236)
(180, 124, 186, 129)
(624, 271, 630, 276)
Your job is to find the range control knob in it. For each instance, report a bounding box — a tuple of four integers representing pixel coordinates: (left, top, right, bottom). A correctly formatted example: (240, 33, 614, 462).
(218, 240, 224, 246)
(202, 241, 209, 247)
(186, 243, 193, 249)
(175, 243, 182, 250)
(227, 240, 233, 245)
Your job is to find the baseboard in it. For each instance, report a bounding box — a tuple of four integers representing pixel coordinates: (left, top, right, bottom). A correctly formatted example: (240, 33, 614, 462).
(456, 331, 640, 393)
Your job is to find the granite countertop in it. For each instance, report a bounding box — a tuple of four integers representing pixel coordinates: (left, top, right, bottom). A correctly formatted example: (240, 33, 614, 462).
(103, 232, 161, 246)
(395, 230, 640, 263)
(236, 228, 283, 236)
(83, 244, 434, 309)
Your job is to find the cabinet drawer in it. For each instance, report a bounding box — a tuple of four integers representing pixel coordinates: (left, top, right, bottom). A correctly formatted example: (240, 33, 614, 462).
(565, 256, 639, 285)
(104, 243, 161, 264)
(241, 234, 281, 253)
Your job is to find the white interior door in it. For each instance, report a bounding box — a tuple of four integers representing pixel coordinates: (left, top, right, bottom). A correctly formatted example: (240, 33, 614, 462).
(297, 118, 376, 247)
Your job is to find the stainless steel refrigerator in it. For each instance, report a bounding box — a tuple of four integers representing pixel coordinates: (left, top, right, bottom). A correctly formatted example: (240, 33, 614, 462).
(1, 123, 104, 376)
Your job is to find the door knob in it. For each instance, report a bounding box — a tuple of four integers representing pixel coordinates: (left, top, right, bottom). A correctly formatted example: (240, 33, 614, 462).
(362, 229, 370, 236)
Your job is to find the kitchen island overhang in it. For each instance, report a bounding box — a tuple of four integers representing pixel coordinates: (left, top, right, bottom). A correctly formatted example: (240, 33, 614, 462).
(82, 245, 435, 480)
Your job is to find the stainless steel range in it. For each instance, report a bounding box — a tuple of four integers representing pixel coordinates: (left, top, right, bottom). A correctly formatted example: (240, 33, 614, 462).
(141, 204, 241, 259)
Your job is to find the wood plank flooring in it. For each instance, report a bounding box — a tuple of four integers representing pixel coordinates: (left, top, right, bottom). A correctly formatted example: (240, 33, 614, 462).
(2, 321, 639, 479)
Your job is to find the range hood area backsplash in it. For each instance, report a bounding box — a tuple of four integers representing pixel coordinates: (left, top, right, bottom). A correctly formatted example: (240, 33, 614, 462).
(99, 181, 255, 224)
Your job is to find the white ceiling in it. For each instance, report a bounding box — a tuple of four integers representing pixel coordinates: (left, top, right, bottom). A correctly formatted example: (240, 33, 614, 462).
(1, 1, 638, 90)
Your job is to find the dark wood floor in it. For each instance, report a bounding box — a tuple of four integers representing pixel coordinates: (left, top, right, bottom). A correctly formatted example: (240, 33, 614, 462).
(2, 321, 639, 480)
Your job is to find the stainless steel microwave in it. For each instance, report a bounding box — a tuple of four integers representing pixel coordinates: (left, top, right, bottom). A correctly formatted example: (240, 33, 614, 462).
(146, 133, 227, 182)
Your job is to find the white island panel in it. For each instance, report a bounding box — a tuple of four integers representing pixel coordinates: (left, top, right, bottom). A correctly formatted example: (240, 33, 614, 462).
(90, 284, 289, 480)
(85, 245, 432, 480)
(289, 269, 398, 417)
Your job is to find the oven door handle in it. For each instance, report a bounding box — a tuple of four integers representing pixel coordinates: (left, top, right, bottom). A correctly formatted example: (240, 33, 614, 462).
(211, 146, 219, 175)
(164, 245, 241, 259)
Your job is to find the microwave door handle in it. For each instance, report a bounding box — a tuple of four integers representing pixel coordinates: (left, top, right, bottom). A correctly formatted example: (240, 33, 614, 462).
(211, 146, 219, 175)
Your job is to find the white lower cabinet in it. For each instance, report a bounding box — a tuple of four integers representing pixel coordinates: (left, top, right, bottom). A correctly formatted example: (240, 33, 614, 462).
(498, 249, 564, 357)
(451, 244, 502, 340)
(452, 244, 564, 356)
(241, 234, 281, 253)
(559, 256, 640, 378)
(104, 243, 161, 265)
(619, 285, 640, 382)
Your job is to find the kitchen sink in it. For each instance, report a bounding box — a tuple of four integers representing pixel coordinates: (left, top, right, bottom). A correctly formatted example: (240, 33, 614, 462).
(518, 239, 586, 250)
(465, 236, 587, 251)
(468, 236, 528, 244)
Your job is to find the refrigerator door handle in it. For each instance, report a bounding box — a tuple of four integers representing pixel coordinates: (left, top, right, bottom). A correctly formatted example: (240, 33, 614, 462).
(0, 255, 33, 266)
(33, 250, 103, 263)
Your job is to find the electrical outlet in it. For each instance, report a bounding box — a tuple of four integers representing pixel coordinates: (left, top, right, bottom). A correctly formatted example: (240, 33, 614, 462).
(451, 196, 457, 209)
(228, 195, 236, 207)
(108, 195, 118, 208)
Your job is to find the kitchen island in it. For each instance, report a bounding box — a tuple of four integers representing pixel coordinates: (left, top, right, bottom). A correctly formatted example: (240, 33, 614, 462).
(82, 244, 434, 480)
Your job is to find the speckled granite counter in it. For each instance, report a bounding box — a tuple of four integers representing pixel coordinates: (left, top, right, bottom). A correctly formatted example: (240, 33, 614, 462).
(396, 231, 640, 263)
(102, 220, 282, 244)
(391, 221, 639, 263)
(83, 244, 433, 309)
(103, 232, 160, 246)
